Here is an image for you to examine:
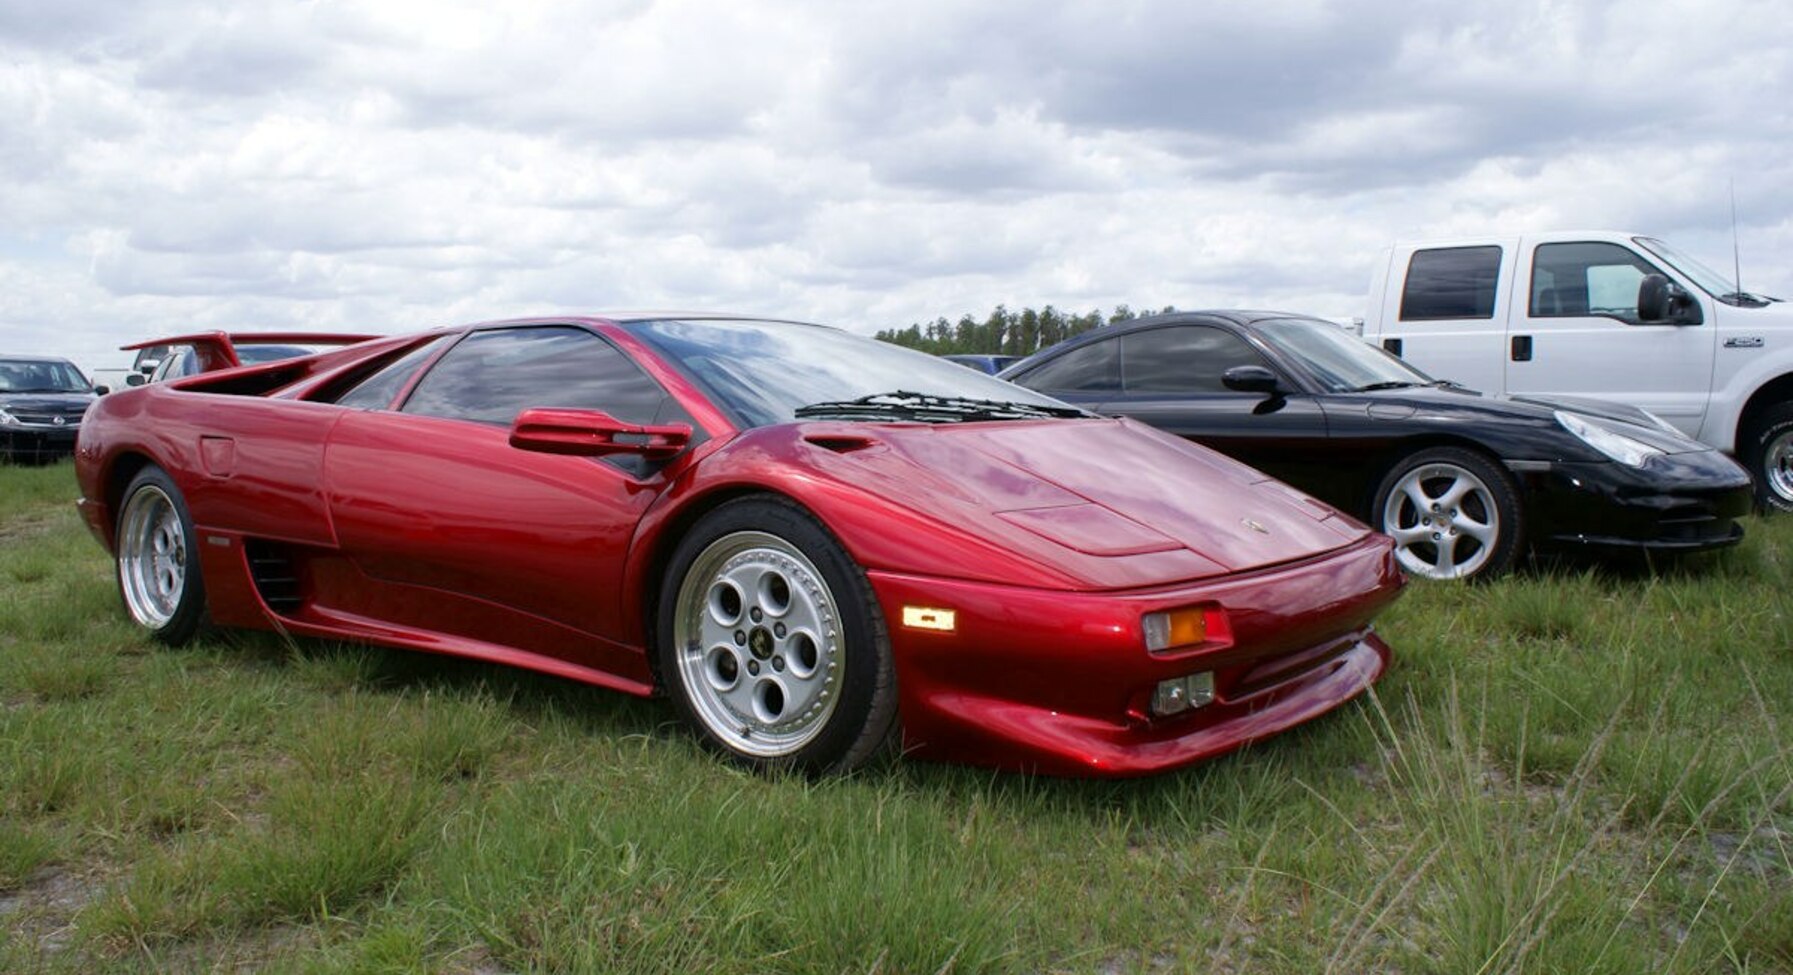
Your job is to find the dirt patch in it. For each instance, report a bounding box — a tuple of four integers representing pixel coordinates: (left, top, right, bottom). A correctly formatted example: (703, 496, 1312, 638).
(0, 866, 107, 955)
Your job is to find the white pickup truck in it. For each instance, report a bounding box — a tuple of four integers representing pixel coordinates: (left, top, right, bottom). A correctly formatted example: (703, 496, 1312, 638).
(1362, 231, 1793, 510)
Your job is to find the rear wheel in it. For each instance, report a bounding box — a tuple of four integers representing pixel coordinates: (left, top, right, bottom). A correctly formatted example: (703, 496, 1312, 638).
(1742, 402, 1793, 513)
(656, 496, 897, 774)
(1372, 447, 1522, 581)
(116, 466, 209, 644)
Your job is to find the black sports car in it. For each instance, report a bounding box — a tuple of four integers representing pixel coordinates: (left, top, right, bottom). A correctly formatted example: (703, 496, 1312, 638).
(1002, 311, 1753, 580)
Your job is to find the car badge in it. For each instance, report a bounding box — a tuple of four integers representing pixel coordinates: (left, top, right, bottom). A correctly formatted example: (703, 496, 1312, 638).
(52, 416, 65, 426)
(1241, 517, 1269, 534)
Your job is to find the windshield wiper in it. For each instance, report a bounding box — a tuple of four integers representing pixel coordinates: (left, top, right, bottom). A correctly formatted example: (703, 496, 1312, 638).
(1352, 380, 1426, 392)
(793, 390, 1088, 423)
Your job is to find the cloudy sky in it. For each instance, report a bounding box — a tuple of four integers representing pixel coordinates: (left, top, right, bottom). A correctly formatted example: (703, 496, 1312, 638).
(3, 0, 1790, 372)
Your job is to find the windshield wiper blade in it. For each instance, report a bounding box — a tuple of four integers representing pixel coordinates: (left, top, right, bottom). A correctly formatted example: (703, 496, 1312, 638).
(1352, 380, 1425, 392)
(793, 390, 1088, 423)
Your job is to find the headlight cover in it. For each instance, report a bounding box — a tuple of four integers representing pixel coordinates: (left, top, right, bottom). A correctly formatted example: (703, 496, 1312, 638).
(1555, 411, 1663, 468)
(0, 408, 17, 427)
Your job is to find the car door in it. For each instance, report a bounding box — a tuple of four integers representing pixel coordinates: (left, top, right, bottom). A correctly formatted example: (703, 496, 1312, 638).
(1375, 242, 1513, 391)
(1505, 239, 1717, 436)
(322, 325, 691, 670)
(1091, 324, 1336, 492)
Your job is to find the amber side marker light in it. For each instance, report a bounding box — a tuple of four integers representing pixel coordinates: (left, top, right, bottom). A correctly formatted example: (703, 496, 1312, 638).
(902, 606, 957, 632)
(1142, 605, 1230, 654)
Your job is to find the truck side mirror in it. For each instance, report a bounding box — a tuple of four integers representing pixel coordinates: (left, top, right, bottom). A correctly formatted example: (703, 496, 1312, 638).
(125, 373, 147, 387)
(1638, 274, 1698, 324)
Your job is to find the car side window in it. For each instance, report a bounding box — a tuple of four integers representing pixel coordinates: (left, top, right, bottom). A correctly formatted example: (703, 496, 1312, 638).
(401, 326, 672, 427)
(1120, 326, 1267, 394)
(1014, 340, 1120, 392)
(331, 337, 450, 409)
(1529, 242, 1676, 323)
(1400, 246, 1502, 321)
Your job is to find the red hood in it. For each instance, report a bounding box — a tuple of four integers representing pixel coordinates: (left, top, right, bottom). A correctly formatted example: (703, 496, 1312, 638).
(735, 417, 1370, 590)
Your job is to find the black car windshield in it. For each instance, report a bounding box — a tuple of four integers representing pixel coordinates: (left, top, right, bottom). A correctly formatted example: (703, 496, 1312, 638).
(632, 319, 1081, 427)
(0, 358, 91, 393)
(1253, 318, 1436, 393)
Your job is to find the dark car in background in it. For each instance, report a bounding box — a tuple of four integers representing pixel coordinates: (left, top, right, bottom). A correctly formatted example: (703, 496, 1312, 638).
(0, 355, 96, 463)
(942, 353, 1024, 375)
(1002, 311, 1754, 580)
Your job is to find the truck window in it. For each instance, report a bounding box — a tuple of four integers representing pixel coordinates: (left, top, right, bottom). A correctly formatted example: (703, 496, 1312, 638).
(1399, 246, 1502, 321)
(1530, 242, 1672, 322)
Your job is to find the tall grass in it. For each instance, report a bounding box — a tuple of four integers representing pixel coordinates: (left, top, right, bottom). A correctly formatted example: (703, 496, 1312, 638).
(1, 460, 1789, 972)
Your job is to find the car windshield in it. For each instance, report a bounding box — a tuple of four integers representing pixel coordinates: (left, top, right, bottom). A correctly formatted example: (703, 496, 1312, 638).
(0, 358, 91, 393)
(1253, 318, 1436, 393)
(1632, 236, 1765, 302)
(633, 319, 1081, 427)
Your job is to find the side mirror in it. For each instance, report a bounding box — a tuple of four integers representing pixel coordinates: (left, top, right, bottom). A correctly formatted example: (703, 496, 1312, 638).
(125, 373, 147, 387)
(509, 407, 691, 460)
(94, 385, 111, 395)
(1222, 365, 1282, 395)
(1638, 274, 1698, 324)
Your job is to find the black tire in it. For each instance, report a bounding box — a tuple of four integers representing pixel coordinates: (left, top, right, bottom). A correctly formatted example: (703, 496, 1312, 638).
(1742, 402, 1793, 514)
(114, 465, 209, 645)
(655, 495, 897, 775)
(1370, 446, 1523, 581)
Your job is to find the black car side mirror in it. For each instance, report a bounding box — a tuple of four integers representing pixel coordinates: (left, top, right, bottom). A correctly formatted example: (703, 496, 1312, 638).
(94, 385, 111, 395)
(1222, 365, 1281, 394)
(125, 373, 146, 387)
(1637, 274, 1699, 324)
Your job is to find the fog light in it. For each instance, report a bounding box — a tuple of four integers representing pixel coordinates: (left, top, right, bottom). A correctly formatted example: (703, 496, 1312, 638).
(1151, 672, 1215, 717)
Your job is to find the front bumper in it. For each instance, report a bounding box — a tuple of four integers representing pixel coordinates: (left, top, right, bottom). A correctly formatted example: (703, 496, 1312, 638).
(1511, 453, 1754, 552)
(868, 532, 1402, 777)
(1, 426, 79, 461)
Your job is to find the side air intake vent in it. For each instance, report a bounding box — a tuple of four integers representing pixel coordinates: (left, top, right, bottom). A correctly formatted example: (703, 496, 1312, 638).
(244, 540, 303, 615)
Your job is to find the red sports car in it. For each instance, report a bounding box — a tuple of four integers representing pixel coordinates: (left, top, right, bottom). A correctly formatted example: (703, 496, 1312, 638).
(75, 316, 1403, 776)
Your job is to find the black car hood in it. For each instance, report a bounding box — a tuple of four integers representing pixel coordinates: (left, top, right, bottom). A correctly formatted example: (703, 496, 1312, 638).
(1357, 386, 1708, 455)
(0, 392, 95, 411)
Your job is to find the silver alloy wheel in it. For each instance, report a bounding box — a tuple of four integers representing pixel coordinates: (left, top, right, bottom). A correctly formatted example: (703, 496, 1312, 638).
(117, 484, 187, 628)
(1381, 462, 1501, 580)
(671, 530, 842, 758)
(1767, 429, 1793, 504)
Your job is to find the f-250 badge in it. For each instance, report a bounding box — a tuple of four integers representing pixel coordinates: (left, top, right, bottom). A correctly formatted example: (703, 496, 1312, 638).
(1724, 337, 1766, 348)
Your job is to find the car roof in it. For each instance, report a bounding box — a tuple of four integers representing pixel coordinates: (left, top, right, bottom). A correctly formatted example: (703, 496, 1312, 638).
(0, 353, 79, 364)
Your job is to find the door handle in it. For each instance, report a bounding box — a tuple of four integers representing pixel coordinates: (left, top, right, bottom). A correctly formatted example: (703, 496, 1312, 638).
(1511, 335, 1532, 362)
(1382, 338, 1403, 356)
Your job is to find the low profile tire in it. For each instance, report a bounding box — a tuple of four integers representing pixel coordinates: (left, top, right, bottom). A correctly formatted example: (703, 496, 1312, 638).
(1371, 447, 1523, 581)
(1743, 402, 1793, 514)
(656, 496, 897, 775)
(115, 465, 209, 645)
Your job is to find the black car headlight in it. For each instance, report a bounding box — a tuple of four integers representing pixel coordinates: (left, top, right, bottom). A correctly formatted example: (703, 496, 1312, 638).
(1555, 411, 1663, 468)
(0, 408, 18, 427)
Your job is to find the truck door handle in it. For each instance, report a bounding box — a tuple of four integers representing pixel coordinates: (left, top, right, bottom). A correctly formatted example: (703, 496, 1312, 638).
(1511, 335, 1533, 362)
(1382, 338, 1403, 356)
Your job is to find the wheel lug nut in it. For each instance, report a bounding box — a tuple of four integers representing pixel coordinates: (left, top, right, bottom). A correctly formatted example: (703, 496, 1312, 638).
(734, 631, 746, 646)
(774, 623, 786, 638)
(773, 656, 785, 671)
(748, 660, 760, 675)
(750, 607, 763, 623)
(1432, 532, 1441, 540)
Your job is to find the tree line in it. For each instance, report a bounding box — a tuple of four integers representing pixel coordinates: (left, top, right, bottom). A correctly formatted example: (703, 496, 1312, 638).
(873, 304, 1178, 357)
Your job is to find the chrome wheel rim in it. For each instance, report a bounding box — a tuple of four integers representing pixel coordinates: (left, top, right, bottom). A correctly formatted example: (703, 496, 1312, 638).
(672, 531, 842, 758)
(1382, 463, 1500, 580)
(118, 485, 186, 627)
(1767, 430, 1793, 503)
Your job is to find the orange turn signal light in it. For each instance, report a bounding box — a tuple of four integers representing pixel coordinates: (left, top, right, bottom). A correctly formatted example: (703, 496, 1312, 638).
(1142, 605, 1230, 654)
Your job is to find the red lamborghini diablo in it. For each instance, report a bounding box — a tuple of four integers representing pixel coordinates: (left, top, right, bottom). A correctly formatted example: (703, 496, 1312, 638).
(75, 315, 1403, 776)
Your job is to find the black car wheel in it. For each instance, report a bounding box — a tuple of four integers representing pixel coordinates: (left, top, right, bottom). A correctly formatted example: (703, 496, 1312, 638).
(656, 496, 898, 775)
(1743, 402, 1793, 513)
(1372, 447, 1523, 581)
(115, 465, 210, 644)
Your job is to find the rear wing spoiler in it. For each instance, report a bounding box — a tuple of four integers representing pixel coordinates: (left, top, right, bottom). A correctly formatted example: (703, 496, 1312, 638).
(121, 331, 382, 374)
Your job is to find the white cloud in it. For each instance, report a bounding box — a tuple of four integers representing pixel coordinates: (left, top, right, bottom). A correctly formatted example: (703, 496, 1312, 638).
(1, 0, 1790, 377)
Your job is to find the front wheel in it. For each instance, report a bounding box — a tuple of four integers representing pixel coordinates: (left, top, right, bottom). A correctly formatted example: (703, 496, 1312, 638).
(656, 496, 898, 775)
(115, 465, 209, 644)
(1742, 402, 1793, 513)
(1371, 447, 1523, 581)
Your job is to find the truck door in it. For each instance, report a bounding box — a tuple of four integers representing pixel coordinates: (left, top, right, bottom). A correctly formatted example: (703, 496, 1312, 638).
(1505, 240, 1716, 436)
(1372, 243, 1512, 392)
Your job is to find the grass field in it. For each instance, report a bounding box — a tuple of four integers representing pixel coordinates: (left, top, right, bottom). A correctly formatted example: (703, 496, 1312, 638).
(1, 459, 1789, 973)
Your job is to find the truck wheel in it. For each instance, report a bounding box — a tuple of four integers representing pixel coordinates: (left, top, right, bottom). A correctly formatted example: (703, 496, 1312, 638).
(1743, 402, 1793, 513)
(1371, 447, 1523, 581)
